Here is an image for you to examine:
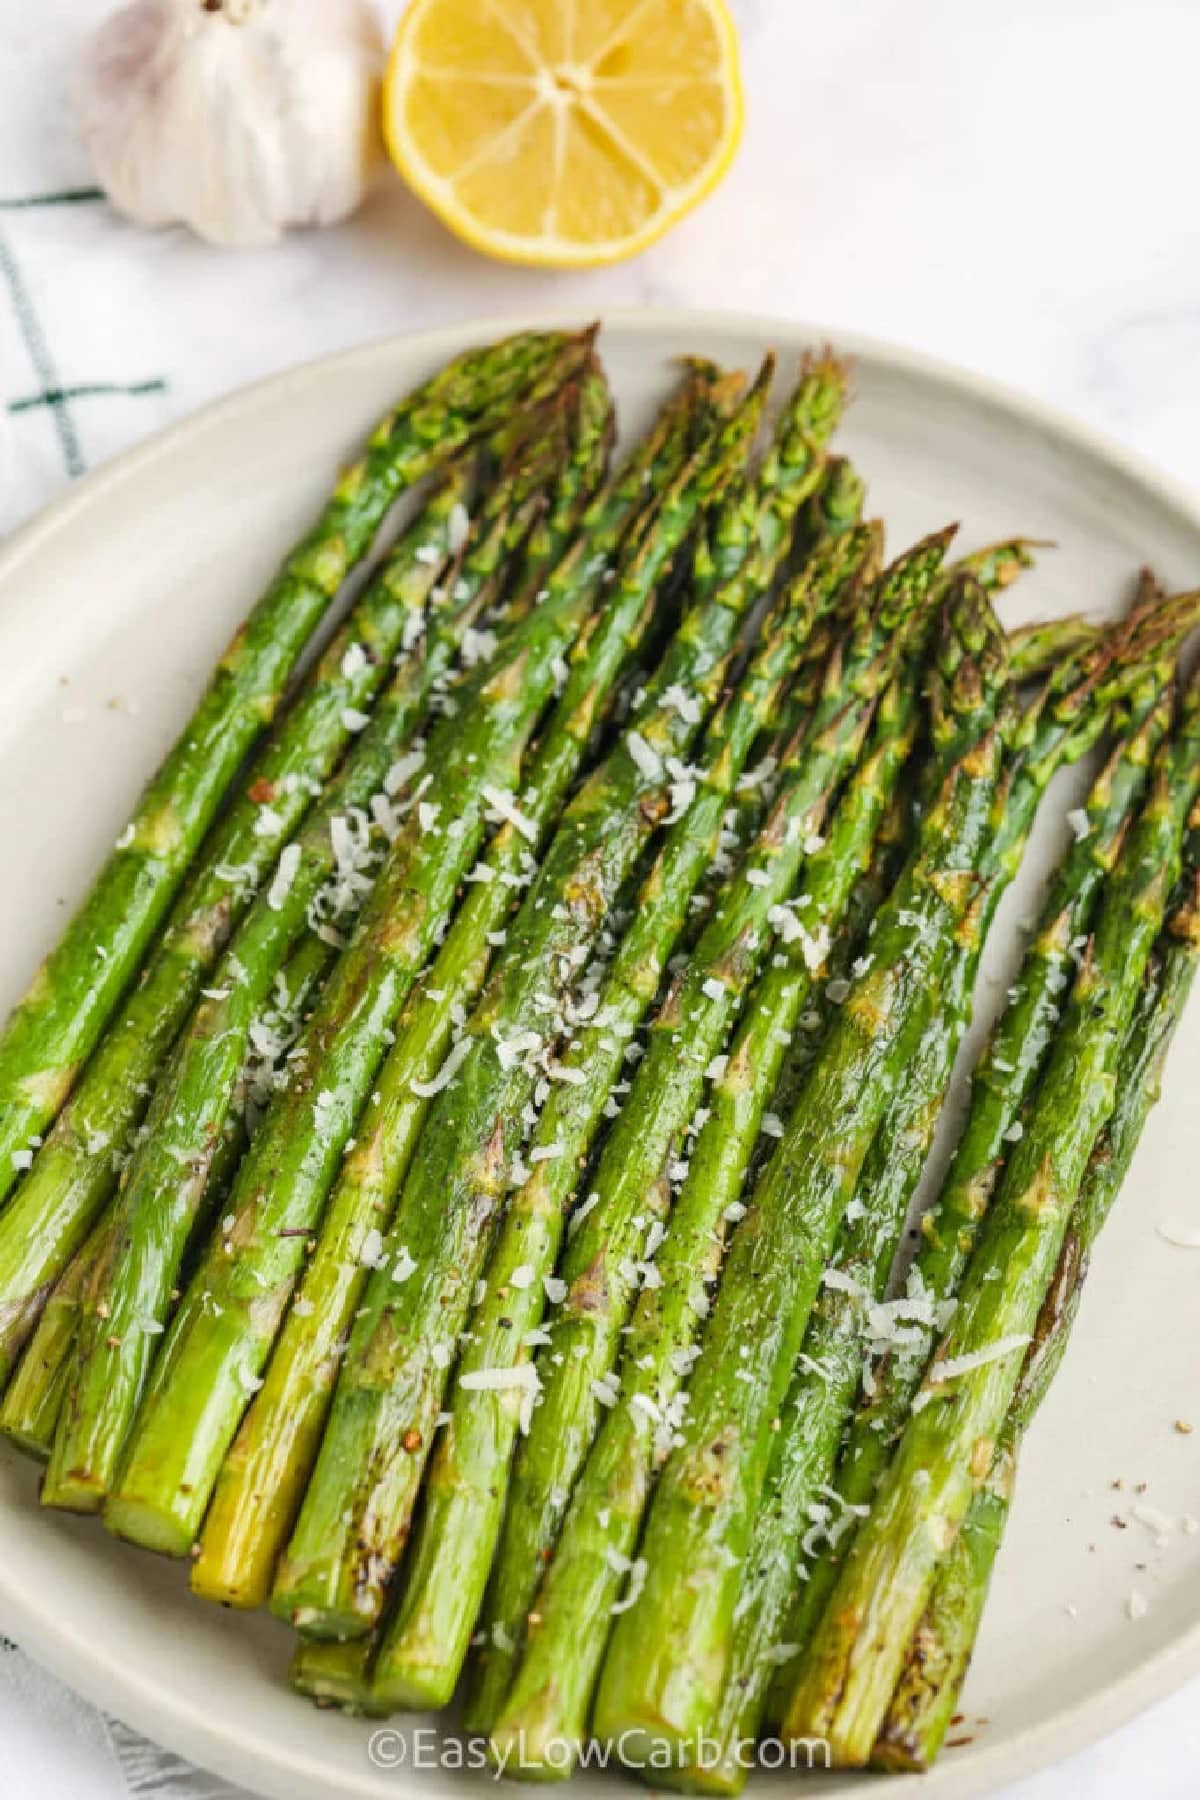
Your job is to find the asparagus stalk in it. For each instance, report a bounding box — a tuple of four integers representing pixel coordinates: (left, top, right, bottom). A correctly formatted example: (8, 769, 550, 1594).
(755, 531, 1036, 812)
(103, 364, 775, 1561)
(780, 673, 1200, 1764)
(680, 535, 1039, 994)
(188, 366, 731, 1610)
(467, 528, 954, 1733)
(773, 604, 1200, 1698)
(690, 682, 1176, 1791)
(368, 528, 876, 1713)
(291, 1637, 387, 1718)
(38, 399, 595, 1513)
(589, 577, 1013, 1760)
(0, 382, 588, 1393)
(270, 356, 849, 1642)
(706, 467, 876, 872)
(485, 662, 925, 1774)
(0, 329, 581, 1202)
(875, 801, 1200, 1770)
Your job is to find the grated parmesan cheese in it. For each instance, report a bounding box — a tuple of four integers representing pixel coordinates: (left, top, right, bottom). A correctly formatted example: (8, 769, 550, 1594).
(481, 783, 537, 843)
(607, 1553, 648, 1615)
(267, 843, 301, 912)
(627, 731, 663, 781)
(383, 748, 425, 797)
(915, 1334, 1031, 1410)
(447, 501, 471, 554)
(459, 1362, 541, 1433)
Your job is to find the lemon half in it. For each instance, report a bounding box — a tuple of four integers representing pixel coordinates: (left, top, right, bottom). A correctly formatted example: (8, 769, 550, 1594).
(384, 0, 744, 268)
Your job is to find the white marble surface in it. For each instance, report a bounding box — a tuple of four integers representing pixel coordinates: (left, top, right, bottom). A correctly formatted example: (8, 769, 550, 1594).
(3, 1, 1200, 1795)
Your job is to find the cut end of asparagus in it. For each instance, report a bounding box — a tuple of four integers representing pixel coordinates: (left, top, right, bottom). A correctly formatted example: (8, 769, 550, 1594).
(371, 1649, 459, 1716)
(290, 1636, 390, 1718)
(870, 1725, 930, 1773)
(591, 1673, 706, 1768)
(486, 1742, 575, 1785)
(2, 1422, 53, 1464)
(269, 1582, 372, 1643)
(643, 1756, 749, 1797)
(103, 1492, 195, 1558)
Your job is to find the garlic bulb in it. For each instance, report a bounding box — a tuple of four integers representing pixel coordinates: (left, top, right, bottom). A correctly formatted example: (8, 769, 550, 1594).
(81, 0, 385, 248)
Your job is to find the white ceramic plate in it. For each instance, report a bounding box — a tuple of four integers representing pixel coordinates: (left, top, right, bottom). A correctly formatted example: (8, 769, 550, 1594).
(1, 311, 1198, 1800)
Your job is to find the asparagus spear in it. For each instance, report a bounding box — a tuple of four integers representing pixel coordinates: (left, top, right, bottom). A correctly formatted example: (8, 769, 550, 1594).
(485, 663, 924, 1774)
(38, 402, 594, 1513)
(467, 529, 954, 1733)
(773, 604, 1200, 1699)
(781, 673, 1200, 1764)
(189, 366, 732, 1610)
(1007, 614, 1099, 682)
(0, 382, 588, 1393)
(291, 1637, 387, 1718)
(703, 466, 875, 874)
(875, 800, 1200, 1771)
(690, 681, 1176, 1791)
(589, 577, 1013, 1760)
(0, 329, 581, 1202)
(367, 528, 877, 1713)
(503, 351, 616, 609)
(270, 356, 848, 1642)
(103, 364, 776, 1561)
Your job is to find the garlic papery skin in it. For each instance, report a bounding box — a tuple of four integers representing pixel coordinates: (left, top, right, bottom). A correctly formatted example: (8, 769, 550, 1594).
(81, 0, 385, 249)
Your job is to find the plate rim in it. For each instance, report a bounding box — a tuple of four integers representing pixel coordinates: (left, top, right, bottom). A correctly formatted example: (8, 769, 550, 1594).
(3, 303, 1199, 1800)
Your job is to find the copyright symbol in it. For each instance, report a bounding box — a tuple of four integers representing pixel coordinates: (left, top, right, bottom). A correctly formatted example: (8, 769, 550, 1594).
(368, 1728, 406, 1769)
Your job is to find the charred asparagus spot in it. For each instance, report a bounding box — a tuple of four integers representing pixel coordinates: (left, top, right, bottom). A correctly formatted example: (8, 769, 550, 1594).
(696, 668, 1179, 1792)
